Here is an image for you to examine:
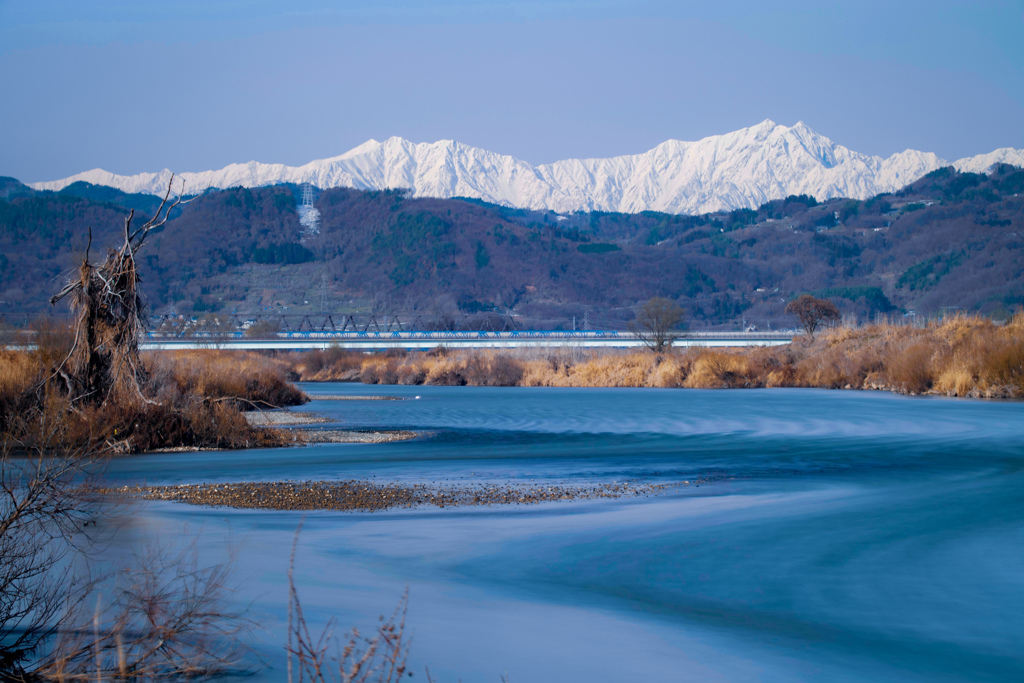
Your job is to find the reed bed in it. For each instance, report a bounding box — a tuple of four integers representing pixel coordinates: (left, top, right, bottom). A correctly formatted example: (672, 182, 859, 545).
(288, 313, 1024, 398)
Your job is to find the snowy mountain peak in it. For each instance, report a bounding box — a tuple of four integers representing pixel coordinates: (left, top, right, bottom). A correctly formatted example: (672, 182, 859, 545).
(29, 123, 1024, 215)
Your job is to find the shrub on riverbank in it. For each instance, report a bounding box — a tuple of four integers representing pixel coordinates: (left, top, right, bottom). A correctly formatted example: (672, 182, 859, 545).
(1, 343, 307, 453)
(288, 345, 366, 381)
(793, 312, 1024, 397)
(149, 350, 307, 410)
(0, 198, 311, 453)
(285, 313, 1024, 398)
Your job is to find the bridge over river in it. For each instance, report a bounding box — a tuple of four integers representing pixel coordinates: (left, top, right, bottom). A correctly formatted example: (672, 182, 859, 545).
(140, 330, 794, 351)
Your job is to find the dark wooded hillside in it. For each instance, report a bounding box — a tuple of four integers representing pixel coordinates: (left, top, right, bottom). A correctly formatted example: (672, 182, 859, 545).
(1, 165, 1022, 329)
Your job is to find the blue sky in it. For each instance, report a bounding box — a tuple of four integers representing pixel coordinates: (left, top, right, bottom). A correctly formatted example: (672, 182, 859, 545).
(2, 0, 1022, 182)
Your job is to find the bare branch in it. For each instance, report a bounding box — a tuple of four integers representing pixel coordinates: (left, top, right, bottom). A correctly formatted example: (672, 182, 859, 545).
(130, 175, 194, 247)
(286, 520, 410, 683)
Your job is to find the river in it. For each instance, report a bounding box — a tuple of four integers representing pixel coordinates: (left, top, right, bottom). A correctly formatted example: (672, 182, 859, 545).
(103, 384, 1024, 681)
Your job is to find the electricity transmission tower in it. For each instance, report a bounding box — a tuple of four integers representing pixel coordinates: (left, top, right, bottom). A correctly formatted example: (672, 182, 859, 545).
(298, 183, 320, 239)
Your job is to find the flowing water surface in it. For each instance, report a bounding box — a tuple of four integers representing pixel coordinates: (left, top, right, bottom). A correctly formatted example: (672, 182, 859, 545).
(104, 385, 1024, 681)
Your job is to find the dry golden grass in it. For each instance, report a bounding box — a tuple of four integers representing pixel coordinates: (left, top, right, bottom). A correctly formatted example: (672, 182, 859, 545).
(976, 336, 1024, 397)
(288, 312, 1024, 399)
(883, 341, 936, 394)
(0, 350, 38, 398)
(1, 344, 307, 453)
(796, 312, 1024, 397)
(536, 352, 653, 388)
(291, 346, 366, 381)
(934, 364, 975, 397)
(148, 350, 306, 409)
(682, 351, 751, 388)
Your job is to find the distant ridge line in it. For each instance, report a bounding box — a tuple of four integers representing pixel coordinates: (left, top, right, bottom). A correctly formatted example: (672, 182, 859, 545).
(30, 121, 1024, 215)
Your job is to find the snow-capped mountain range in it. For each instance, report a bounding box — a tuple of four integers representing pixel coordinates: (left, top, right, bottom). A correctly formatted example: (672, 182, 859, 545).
(30, 120, 1024, 215)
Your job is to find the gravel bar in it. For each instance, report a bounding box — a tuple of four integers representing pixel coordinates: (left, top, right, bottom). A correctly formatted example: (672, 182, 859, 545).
(306, 395, 405, 401)
(108, 478, 715, 512)
(244, 411, 331, 426)
(293, 429, 418, 443)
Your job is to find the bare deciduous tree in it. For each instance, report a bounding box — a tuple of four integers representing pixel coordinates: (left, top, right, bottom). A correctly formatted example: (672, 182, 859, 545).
(785, 294, 841, 341)
(629, 297, 685, 352)
(49, 177, 185, 407)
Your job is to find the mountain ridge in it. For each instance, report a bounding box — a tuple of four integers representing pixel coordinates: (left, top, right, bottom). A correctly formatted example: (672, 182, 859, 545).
(29, 120, 1024, 215)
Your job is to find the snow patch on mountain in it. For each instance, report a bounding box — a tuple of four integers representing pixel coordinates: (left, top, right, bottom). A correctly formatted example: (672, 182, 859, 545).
(30, 121, 1024, 215)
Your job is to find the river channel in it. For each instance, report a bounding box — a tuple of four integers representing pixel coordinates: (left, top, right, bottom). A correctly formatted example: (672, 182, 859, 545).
(103, 384, 1024, 681)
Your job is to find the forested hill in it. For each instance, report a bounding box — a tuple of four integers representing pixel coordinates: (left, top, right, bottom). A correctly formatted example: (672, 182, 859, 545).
(1, 164, 1022, 329)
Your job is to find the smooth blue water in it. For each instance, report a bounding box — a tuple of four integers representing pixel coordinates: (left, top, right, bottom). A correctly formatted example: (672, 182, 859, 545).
(104, 385, 1024, 682)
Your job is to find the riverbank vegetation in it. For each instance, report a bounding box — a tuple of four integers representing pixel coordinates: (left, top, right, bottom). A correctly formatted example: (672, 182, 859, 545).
(287, 313, 1024, 398)
(1, 183, 306, 455)
(0, 341, 306, 454)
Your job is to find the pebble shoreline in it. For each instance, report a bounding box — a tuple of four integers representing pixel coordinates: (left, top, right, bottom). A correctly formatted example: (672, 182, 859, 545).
(293, 429, 418, 444)
(242, 409, 417, 443)
(243, 411, 330, 426)
(108, 477, 715, 512)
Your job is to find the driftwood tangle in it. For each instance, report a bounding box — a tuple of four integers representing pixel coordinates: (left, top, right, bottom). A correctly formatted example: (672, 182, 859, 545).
(49, 176, 184, 406)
